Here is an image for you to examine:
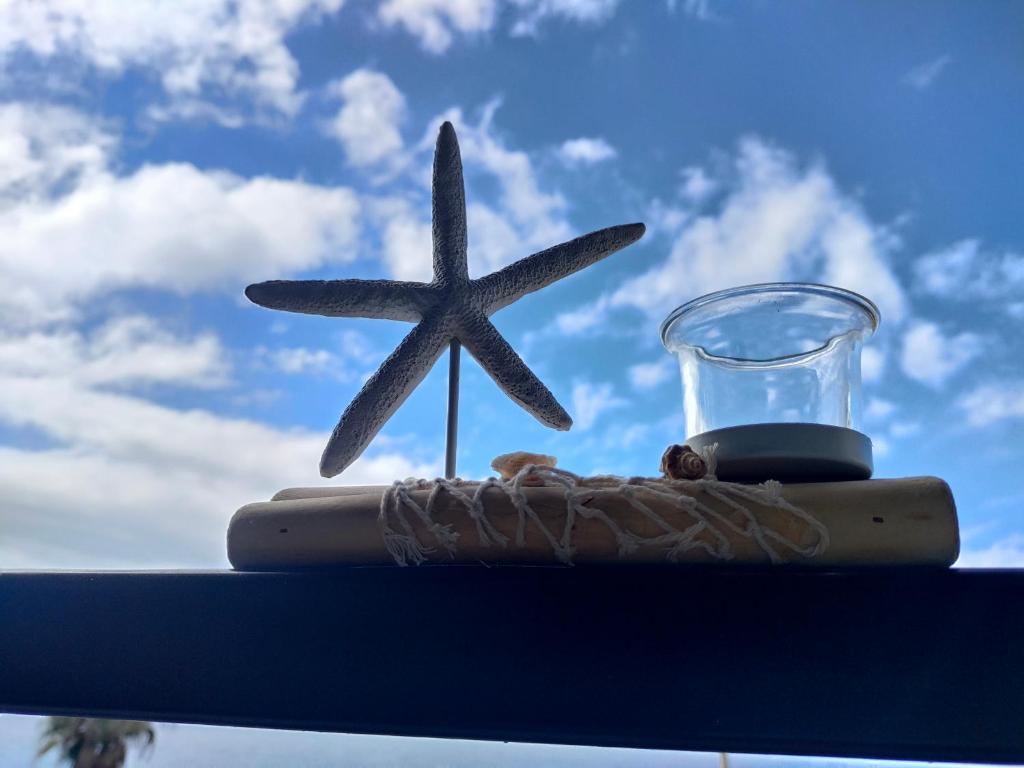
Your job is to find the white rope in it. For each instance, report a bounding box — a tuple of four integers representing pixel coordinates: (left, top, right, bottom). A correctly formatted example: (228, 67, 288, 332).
(378, 447, 830, 567)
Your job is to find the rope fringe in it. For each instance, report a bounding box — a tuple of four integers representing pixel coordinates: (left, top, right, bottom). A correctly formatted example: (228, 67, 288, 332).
(378, 446, 830, 567)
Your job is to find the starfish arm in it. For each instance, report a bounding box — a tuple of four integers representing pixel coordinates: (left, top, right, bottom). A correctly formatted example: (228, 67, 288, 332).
(431, 121, 469, 286)
(320, 311, 452, 477)
(457, 311, 571, 431)
(245, 279, 428, 322)
(475, 222, 645, 314)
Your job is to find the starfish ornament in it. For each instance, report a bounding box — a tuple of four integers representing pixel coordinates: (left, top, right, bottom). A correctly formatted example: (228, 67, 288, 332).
(247, 122, 644, 478)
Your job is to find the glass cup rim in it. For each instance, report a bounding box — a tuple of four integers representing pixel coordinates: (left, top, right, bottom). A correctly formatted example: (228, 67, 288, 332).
(659, 282, 881, 350)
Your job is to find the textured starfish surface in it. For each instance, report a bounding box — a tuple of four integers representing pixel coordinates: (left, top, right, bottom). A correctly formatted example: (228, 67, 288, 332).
(246, 122, 645, 477)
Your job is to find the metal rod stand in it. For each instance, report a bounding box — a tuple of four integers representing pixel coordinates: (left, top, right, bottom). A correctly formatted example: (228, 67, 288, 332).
(445, 340, 460, 479)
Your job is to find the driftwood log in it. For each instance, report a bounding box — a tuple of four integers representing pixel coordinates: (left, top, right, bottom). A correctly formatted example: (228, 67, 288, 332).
(228, 477, 958, 570)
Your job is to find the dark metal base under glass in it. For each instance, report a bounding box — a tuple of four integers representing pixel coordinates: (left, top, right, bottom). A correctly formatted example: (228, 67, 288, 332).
(687, 423, 873, 483)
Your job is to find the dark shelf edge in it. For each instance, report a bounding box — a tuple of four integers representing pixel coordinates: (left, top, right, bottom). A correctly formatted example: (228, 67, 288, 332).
(2, 568, 1022, 763)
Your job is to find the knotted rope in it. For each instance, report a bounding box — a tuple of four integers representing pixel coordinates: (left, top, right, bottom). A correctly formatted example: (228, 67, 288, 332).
(379, 446, 829, 567)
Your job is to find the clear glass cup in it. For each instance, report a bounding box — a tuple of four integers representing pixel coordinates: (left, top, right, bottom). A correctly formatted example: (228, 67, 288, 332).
(660, 283, 880, 439)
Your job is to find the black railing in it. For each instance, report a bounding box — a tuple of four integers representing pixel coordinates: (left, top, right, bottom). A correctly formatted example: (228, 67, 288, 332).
(2, 567, 1022, 763)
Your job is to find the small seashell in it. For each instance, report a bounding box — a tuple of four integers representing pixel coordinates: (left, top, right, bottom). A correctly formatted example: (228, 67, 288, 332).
(491, 451, 557, 485)
(660, 444, 707, 480)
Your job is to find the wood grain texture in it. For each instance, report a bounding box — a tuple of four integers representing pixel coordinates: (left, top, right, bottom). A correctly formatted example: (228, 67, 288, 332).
(229, 476, 958, 569)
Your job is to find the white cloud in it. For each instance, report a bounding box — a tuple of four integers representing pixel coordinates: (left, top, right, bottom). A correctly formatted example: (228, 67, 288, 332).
(376, 0, 624, 53)
(606, 136, 906, 324)
(511, 0, 622, 36)
(889, 420, 920, 438)
(0, 315, 439, 568)
(571, 380, 626, 430)
(871, 435, 890, 457)
(0, 93, 585, 325)
(861, 345, 886, 383)
(0, 316, 230, 390)
(337, 329, 379, 364)
(864, 399, 922, 448)
(678, 165, 716, 202)
(620, 422, 651, 448)
(0, 377, 436, 568)
(0, 318, 428, 569)
(263, 346, 346, 378)
(865, 397, 897, 421)
(1, 163, 360, 324)
(958, 381, 1024, 428)
(325, 69, 406, 168)
(900, 321, 983, 387)
(554, 295, 611, 335)
(260, 330, 377, 380)
(666, 0, 715, 19)
(143, 99, 251, 129)
(914, 239, 1024, 305)
(0, 99, 452, 566)
(377, 0, 499, 53)
(0, 0, 345, 117)
(645, 198, 690, 236)
(558, 137, 617, 166)
(379, 101, 572, 281)
(956, 534, 1024, 568)
(0, 108, 361, 326)
(522, 0, 621, 21)
(902, 54, 952, 90)
(628, 359, 674, 390)
(369, 195, 434, 281)
(466, 201, 531, 275)
(0, 103, 114, 201)
(447, 102, 570, 246)
(1, 0, 629, 109)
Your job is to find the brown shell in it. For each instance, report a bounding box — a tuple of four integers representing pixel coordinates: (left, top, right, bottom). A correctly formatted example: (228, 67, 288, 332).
(660, 444, 707, 480)
(491, 451, 558, 484)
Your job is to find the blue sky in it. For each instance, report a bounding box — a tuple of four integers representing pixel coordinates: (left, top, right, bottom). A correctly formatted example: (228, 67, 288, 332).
(0, 0, 1022, 573)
